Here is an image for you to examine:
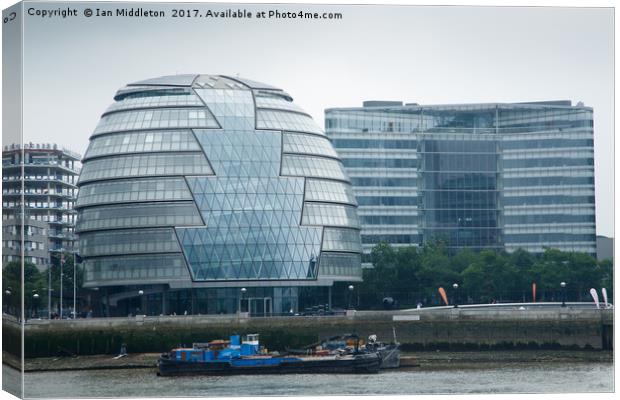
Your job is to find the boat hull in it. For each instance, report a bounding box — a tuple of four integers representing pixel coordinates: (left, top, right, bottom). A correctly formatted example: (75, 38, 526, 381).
(157, 353, 381, 376)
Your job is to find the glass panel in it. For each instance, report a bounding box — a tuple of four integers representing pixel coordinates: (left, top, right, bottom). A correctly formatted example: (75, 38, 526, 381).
(76, 178, 192, 207)
(322, 228, 362, 252)
(78, 153, 213, 183)
(305, 179, 357, 205)
(93, 108, 219, 135)
(302, 203, 360, 228)
(256, 109, 324, 135)
(281, 155, 349, 182)
(85, 130, 201, 159)
(282, 132, 338, 158)
(76, 202, 203, 232)
(79, 228, 181, 257)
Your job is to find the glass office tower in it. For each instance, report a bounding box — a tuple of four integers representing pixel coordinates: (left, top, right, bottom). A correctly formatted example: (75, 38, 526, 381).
(76, 75, 361, 316)
(326, 100, 596, 257)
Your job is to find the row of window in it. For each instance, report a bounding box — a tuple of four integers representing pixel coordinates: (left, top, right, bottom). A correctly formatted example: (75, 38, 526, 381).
(78, 153, 213, 183)
(304, 179, 357, 205)
(422, 140, 497, 154)
(503, 157, 594, 169)
(424, 172, 497, 190)
(350, 177, 417, 187)
(93, 108, 220, 135)
(318, 252, 362, 278)
(302, 203, 360, 228)
(255, 95, 305, 114)
(105, 93, 204, 114)
(423, 153, 498, 172)
(85, 254, 190, 283)
(504, 214, 595, 224)
(331, 139, 418, 149)
(321, 228, 362, 253)
(356, 196, 418, 206)
(85, 130, 201, 159)
(360, 215, 418, 225)
(504, 176, 594, 187)
(282, 132, 338, 158)
(76, 177, 193, 207)
(502, 138, 593, 150)
(361, 234, 420, 244)
(503, 195, 595, 206)
(79, 228, 181, 257)
(342, 158, 417, 169)
(256, 109, 323, 135)
(505, 233, 596, 243)
(281, 154, 349, 182)
(76, 202, 203, 232)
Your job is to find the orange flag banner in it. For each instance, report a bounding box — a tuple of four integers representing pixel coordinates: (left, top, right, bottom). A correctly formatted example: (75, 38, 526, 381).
(438, 287, 449, 306)
(532, 282, 537, 303)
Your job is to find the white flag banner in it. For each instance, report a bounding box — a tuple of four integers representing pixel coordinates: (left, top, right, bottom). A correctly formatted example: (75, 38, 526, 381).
(590, 288, 600, 309)
(602, 288, 609, 308)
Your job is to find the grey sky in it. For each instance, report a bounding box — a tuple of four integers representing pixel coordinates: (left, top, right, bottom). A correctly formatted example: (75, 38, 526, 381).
(14, 2, 614, 236)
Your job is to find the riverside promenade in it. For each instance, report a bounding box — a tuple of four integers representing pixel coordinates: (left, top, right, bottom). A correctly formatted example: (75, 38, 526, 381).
(4, 303, 613, 358)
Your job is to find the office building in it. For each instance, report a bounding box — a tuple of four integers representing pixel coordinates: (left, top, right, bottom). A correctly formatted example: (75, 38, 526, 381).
(2, 143, 81, 269)
(326, 100, 596, 257)
(76, 74, 362, 316)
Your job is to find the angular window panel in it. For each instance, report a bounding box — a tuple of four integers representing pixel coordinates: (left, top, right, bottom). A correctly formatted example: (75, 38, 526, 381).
(78, 153, 213, 183)
(504, 195, 595, 206)
(318, 252, 362, 278)
(282, 132, 338, 158)
(84, 130, 201, 159)
(105, 93, 204, 114)
(76, 178, 192, 207)
(281, 155, 349, 182)
(255, 94, 306, 114)
(322, 228, 362, 253)
(93, 108, 219, 135)
(302, 203, 360, 228)
(256, 109, 323, 135)
(305, 179, 357, 205)
(79, 228, 181, 257)
(76, 202, 203, 232)
(85, 254, 190, 286)
(504, 176, 594, 187)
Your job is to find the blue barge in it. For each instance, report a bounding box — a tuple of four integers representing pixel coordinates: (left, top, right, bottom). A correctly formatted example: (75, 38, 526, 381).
(157, 334, 381, 376)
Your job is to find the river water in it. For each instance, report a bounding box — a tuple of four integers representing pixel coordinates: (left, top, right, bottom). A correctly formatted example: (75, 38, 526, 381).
(7, 360, 613, 398)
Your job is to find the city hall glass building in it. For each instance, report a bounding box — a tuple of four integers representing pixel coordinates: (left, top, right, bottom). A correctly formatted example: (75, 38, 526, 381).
(326, 100, 596, 257)
(76, 75, 362, 316)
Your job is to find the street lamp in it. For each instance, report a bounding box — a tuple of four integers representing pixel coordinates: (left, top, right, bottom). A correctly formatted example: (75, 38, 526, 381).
(33, 293, 40, 318)
(240, 287, 247, 314)
(560, 282, 567, 308)
(4, 288, 11, 314)
(452, 283, 459, 308)
(347, 285, 354, 310)
(138, 290, 144, 316)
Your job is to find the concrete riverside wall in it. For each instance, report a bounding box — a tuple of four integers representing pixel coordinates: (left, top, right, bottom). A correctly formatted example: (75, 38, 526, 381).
(4, 308, 613, 358)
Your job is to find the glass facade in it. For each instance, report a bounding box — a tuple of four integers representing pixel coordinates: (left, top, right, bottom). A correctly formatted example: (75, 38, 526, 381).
(326, 100, 596, 256)
(76, 74, 362, 316)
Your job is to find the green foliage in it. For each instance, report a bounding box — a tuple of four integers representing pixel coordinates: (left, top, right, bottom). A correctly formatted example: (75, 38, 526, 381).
(358, 243, 613, 308)
(2, 261, 47, 316)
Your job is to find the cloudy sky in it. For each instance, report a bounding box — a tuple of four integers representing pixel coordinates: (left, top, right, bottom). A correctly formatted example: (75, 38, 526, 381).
(10, 1, 614, 236)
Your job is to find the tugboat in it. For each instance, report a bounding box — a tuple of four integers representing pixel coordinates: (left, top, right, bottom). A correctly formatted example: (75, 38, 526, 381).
(157, 334, 381, 376)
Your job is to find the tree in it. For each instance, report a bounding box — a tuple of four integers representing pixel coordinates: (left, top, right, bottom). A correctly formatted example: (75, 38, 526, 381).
(2, 261, 46, 317)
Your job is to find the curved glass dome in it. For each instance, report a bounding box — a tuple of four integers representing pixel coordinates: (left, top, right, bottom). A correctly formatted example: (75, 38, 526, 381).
(76, 75, 362, 289)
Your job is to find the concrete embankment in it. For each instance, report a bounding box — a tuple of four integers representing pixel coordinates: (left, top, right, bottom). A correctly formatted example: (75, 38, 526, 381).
(3, 307, 613, 359)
